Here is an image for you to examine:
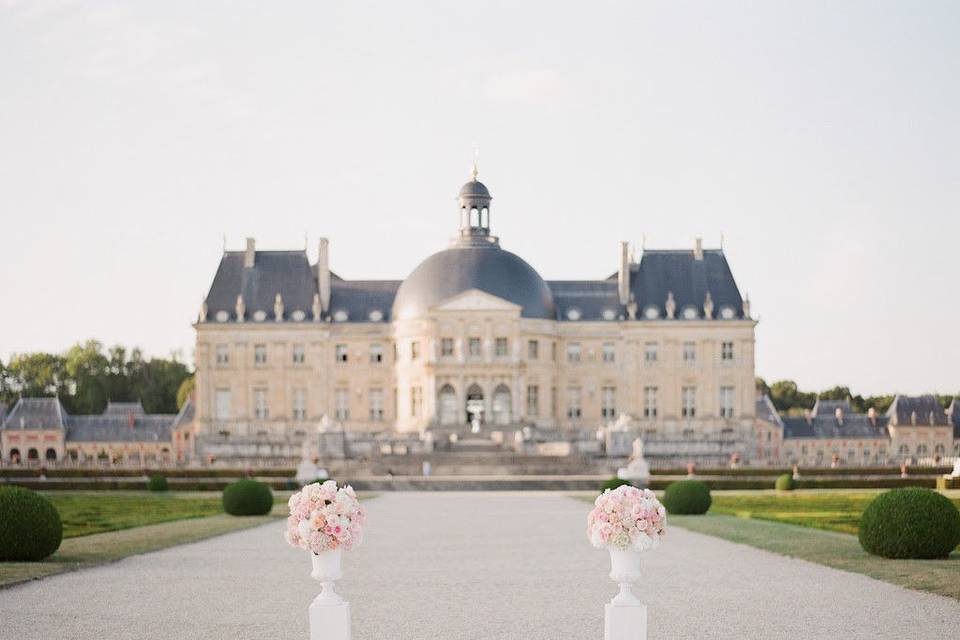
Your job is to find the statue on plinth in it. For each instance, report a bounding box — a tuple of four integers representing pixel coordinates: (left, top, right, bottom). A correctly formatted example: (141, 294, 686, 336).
(617, 438, 651, 488)
(947, 459, 960, 479)
(296, 440, 328, 487)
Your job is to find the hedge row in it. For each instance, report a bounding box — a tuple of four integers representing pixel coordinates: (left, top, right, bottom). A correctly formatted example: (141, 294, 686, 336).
(647, 466, 951, 477)
(0, 468, 297, 479)
(644, 477, 937, 491)
(0, 479, 310, 492)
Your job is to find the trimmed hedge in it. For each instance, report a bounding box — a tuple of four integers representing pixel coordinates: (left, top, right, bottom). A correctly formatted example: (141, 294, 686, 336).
(147, 475, 169, 492)
(662, 480, 712, 515)
(858, 488, 960, 559)
(0, 486, 63, 561)
(774, 474, 795, 491)
(600, 477, 632, 494)
(222, 480, 274, 516)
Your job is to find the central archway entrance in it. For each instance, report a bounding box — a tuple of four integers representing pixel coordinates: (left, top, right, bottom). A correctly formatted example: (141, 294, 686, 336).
(465, 384, 484, 425)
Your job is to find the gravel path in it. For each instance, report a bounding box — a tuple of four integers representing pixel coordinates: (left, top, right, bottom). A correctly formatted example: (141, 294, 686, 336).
(1, 492, 958, 639)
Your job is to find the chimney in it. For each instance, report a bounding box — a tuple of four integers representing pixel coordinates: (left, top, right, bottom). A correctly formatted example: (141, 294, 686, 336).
(318, 237, 331, 313)
(617, 241, 630, 305)
(244, 237, 256, 268)
(694, 237, 704, 260)
(867, 407, 877, 426)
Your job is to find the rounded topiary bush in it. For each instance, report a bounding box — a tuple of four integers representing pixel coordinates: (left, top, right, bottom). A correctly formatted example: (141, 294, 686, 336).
(858, 487, 960, 559)
(0, 486, 63, 561)
(775, 473, 795, 492)
(662, 480, 712, 515)
(600, 477, 632, 494)
(147, 475, 169, 492)
(222, 479, 274, 516)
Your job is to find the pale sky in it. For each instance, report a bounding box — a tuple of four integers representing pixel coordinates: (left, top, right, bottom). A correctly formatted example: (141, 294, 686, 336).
(1, 1, 958, 396)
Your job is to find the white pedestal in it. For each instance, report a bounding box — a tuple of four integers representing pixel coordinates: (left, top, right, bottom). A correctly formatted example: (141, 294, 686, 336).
(309, 600, 350, 640)
(604, 602, 647, 640)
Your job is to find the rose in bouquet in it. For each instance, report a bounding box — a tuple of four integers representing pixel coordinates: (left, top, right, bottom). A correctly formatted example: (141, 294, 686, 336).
(284, 480, 365, 554)
(587, 485, 666, 551)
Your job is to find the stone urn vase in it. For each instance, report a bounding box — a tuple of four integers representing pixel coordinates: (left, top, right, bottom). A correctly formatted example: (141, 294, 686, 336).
(608, 548, 644, 606)
(310, 549, 344, 606)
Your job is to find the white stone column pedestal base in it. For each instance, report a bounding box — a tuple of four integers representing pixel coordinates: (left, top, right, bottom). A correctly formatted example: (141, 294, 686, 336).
(604, 602, 647, 640)
(309, 600, 350, 640)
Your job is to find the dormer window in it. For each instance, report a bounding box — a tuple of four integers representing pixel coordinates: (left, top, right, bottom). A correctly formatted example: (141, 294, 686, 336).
(252, 310, 267, 322)
(215, 310, 229, 322)
(368, 309, 383, 322)
(643, 305, 660, 320)
(602, 308, 617, 321)
(333, 309, 348, 322)
(681, 306, 698, 320)
(719, 305, 735, 320)
(566, 308, 582, 321)
(290, 310, 306, 322)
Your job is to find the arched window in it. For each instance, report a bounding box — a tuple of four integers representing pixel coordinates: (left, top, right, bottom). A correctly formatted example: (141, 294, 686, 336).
(466, 384, 484, 424)
(934, 443, 944, 454)
(493, 384, 512, 426)
(27, 448, 39, 460)
(9, 448, 20, 463)
(898, 444, 909, 455)
(916, 444, 928, 455)
(45, 448, 57, 461)
(438, 385, 458, 425)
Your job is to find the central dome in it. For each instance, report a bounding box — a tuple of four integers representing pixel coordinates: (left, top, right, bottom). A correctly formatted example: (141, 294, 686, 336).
(392, 244, 556, 321)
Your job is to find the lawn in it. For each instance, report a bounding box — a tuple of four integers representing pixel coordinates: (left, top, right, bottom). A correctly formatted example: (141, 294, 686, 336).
(708, 491, 960, 537)
(46, 492, 226, 538)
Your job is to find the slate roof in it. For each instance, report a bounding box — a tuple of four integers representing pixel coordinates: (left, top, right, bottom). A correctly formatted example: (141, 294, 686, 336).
(204, 251, 318, 322)
(330, 279, 400, 323)
(1, 398, 182, 443)
(950, 399, 960, 439)
(2, 398, 67, 430)
(622, 249, 745, 320)
(201, 244, 746, 324)
(172, 397, 195, 431)
(782, 401, 889, 440)
(103, 401, 145, 416)
(548, 280, 623, 321)
(0, 403, 6, 425)
(755, 395, 784, 428)
(886, 395, 949, 426)
(65, 414, 176, 443)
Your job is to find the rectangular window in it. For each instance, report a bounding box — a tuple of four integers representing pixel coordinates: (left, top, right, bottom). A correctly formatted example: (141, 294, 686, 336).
(527, 340, 539, 360)
(215, 389, 231, 420)
(335, 344, 348, 363)
(495, 337, 509, 358)
(601, 386, 616, 419)
(411, 386, 422, 417)
(682, 386, 697, 418)
(601, 343, 616, 363)
(335, 388, 350, 420)
(468, 337, 482, 358)
(292, 344, 305, 364)
(369, 343, 384, 363)
(550, 386, 557, 418)
(644, 342, 658, 363)
(526, 385, 539, 417)
(682, 342, 696, 363)
(551, 342, 557, 362)
(411, 341, 420, 360)
(721, 341, 735, 361)
(566, 386, 582, 418)
(440, 338, 454, 358)
(292, 388, 307, 421)
(720, 386, 735, 418)
(566, 343, 581, 363)
(369, 388, 384, 421)
(643, 387, 658, 418)
(254, 344, 267, 365)
(254, 388, 269, 419)
(215, 345, 230, 365)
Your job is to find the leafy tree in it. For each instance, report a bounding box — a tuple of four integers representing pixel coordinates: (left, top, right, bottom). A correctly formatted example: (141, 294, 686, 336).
(176, 375, 195, 410)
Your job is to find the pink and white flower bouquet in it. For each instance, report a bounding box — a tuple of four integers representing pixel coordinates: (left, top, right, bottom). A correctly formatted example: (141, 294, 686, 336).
(284, 480, 365, 554)
(587, 485, 666, 552)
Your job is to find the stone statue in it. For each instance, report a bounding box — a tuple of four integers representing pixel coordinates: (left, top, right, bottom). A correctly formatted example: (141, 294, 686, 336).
(295, 440, 327, 486)
(312, 293, 322, 322)
(703, 291, 714, 319)
(274, 293, 284, 322)
(665, 291, 676, 319)
(948, 459, 960, 479)
(616, 438, 650, 487)
(235, 295, 246, 322)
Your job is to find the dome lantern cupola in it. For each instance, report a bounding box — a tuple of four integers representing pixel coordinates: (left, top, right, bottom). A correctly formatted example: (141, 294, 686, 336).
(458, 160, 493, 242)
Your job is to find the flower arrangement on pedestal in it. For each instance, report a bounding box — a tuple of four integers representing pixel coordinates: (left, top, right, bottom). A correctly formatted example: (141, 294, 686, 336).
(285, 480, 365, 554)
(588, 485, 666, 614)
(588, 485, 666, 552)
(285, 480, 365, 615)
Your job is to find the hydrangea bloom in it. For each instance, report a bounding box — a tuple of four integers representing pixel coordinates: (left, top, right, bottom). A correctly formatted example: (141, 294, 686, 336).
(284, 480, 365, 554)
(587, 485, 666, 551)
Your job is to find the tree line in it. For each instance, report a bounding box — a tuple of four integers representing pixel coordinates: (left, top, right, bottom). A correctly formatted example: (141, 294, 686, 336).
(0, 340, 193, 415)
(756, 378, 957, 416)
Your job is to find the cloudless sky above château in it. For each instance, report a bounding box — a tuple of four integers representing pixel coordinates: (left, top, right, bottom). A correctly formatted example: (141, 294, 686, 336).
(1, 1, 958, 395)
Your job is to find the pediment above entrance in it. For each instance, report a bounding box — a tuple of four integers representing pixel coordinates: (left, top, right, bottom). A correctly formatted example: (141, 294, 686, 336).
(430, 289, 522, 314)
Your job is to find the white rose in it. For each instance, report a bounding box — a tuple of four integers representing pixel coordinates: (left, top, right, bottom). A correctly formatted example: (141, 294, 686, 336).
(297, 519, 314, 539)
